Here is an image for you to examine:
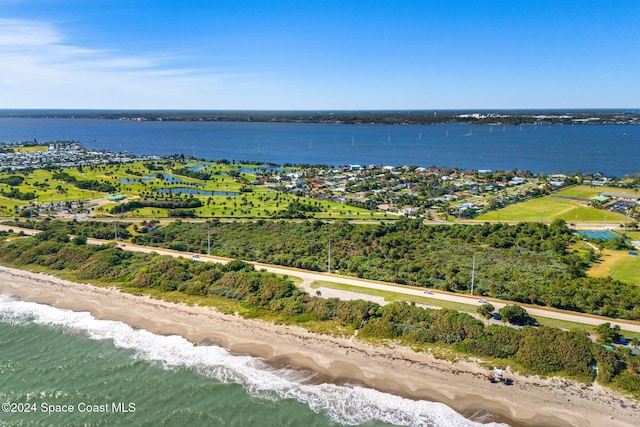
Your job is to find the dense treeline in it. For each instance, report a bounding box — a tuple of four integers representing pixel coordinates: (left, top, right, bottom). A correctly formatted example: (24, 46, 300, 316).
(109, 198, 203, 214)
(0, 175, 25, 186)
(128, 218, 640, 319)
(25, 219, 132, 240)
(8, 110, 637, 126)
(0, 187, 35, 200)
(172, 167, 212, 180)
(275, 199, 322, 219)
(52, 171, 116, 193)
(0, 231, 638, 396)
(10, 217, 639, 319)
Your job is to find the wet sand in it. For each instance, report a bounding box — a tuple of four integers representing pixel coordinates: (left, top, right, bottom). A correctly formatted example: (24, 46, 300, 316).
(0, 265, 637, 427)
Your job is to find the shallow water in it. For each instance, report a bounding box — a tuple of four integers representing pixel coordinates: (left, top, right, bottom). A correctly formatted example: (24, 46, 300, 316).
(0, 294, 506, 427)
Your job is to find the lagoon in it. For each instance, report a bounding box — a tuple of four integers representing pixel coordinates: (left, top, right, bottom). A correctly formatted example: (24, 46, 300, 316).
(0, 117, 638, 175)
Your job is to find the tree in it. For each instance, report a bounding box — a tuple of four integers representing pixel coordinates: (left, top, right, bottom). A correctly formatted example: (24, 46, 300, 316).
(515, 327, 594, 381)
(595, 322, 622, 345)
(477, 303, 495, 322)
(224, 259, 255, 272)
(72, 235, 87, 245)
(499, 305, 536, 326)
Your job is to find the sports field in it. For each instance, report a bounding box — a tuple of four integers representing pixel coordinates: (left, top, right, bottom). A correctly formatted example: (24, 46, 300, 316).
(577, 230, 620, 240)
(588, 249, 640, 285)
(476, 194, 627, 223)
(554, 184, 621, 199)
(11, 145, 49, 153)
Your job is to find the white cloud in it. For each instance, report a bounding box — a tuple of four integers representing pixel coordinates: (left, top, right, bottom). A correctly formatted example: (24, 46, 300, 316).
(0, 19, 62, 46)
(0, 19, 266, 109)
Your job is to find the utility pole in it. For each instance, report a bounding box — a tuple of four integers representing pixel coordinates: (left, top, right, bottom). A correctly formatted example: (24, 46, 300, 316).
(611, 252, 616, 279)
(207, 222, 211, 255)
(327, 237, 331, 273)
(114, 220, 118, 241)
(471, 254, 476, 295)
(625, 209, 630, 232)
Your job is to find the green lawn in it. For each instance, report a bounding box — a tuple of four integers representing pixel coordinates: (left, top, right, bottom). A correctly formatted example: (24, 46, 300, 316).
(0, 198, 23, 216)
(1, 168, 96, 210)
(12, 145, 49, 153)
(554, 184, 621, 199)
(613, 256, 640, 285)
(588, 249, 640, 285)
(476, 195, 627, 224)
(1, 161, 390, 220)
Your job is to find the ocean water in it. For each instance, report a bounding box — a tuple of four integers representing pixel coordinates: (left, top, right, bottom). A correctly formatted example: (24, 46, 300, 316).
(0, 117, 638, 175)
(0, 294, 505, 427)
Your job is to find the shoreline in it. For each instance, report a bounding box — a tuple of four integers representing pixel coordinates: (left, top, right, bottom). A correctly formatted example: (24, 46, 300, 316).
(0, 265, 637, 427)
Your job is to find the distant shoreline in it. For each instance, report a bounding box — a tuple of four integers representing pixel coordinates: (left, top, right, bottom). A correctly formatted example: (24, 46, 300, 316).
(0, 108, 638, 126)
(1, 265, 638, 427)
(2, 115, 638, 175)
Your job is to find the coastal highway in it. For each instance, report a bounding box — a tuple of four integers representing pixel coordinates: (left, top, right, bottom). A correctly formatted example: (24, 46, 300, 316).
(100, 239, 640, 333)
(2, 223, 640, 333)
(92, 241, 640, 334)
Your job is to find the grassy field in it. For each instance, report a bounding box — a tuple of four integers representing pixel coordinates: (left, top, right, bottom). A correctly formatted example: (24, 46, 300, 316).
(11, 145, 49, 153)
(476, 194, 628, 224)
(0, 160, 391, 220)
(588, 249, 640, 285)
(553, 184, 622, 199)
(0, 168, 97, 217)
(0, 199, 23, 217)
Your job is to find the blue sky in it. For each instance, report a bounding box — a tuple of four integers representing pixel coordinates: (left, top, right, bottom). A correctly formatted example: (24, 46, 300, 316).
(0, 1, 638, 109)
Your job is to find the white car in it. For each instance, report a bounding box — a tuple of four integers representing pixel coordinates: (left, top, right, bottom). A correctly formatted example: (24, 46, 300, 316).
(423, 289, 433, 295)
(478, 299, 488, 303)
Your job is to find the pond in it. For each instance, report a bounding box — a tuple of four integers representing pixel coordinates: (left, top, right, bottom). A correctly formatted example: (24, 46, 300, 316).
(143, 173, 184, 183)
(118, 177, 155, 184)
(186, 163, 210, 172)
(155, 188, 239, 196)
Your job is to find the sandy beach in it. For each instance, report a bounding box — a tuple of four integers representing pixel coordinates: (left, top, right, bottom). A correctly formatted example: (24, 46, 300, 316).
(0, 265, 637, 427)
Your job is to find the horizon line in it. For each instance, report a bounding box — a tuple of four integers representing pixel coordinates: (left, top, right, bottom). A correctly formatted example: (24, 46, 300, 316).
(1, 108, 639, 113)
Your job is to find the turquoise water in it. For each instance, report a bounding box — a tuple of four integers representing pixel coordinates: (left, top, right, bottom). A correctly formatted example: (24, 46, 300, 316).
(0, 294, 502, 427)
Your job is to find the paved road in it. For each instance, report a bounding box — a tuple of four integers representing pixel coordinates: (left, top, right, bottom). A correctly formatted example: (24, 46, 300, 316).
(2, 224, 640, 333)
(108, 241, 640, 333)
(0, 224, 39, 236)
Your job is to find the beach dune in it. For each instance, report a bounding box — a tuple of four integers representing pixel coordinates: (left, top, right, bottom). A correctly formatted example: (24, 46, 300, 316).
(0, 265, 637, 427)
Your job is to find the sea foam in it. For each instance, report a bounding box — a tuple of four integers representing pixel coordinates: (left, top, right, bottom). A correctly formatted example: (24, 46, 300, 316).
(0, 294, 507, 427)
